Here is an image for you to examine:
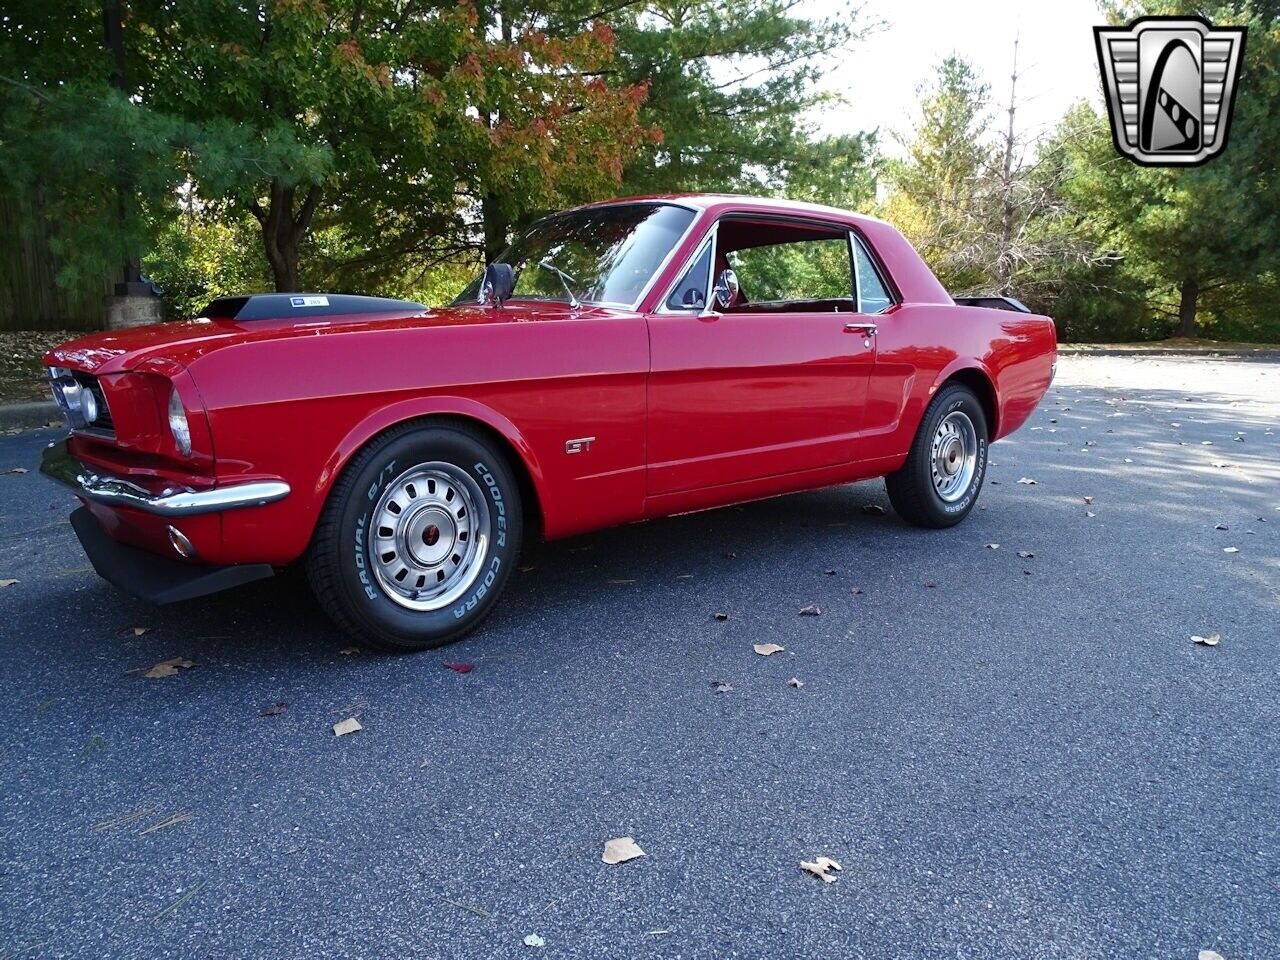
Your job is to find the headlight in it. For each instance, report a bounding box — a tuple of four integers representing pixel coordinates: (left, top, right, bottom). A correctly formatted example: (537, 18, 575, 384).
(168, 387, 192, 456)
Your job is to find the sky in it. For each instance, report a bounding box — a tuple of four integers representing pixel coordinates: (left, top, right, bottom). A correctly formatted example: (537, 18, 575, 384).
(798, 0, 1107, 150)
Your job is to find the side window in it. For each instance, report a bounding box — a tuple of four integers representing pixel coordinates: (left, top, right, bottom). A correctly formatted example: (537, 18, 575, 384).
(726, 236, 852, 304)
(853, 235, 893, 314)
(665, 240, 712, 311)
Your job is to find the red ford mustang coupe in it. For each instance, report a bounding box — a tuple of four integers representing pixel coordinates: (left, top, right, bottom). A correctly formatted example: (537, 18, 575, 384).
(41, 195, 1056, 649)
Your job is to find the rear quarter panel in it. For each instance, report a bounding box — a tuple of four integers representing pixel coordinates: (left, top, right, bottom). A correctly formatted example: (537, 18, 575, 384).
(860, 304, 1056, 462)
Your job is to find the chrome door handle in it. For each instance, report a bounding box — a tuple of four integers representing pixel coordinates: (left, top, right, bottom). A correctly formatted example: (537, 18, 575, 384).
(844, 322, 877, 335)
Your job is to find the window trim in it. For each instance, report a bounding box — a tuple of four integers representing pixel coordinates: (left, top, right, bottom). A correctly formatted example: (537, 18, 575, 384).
(719, 215, 857, 312)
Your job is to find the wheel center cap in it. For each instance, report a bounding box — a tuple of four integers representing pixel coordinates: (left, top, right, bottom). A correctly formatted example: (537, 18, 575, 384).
(939, 438, 963, 476)
(405, 506, 455, 565)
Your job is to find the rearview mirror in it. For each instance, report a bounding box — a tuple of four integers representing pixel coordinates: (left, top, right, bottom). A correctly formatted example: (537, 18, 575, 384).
(712, 269, 739, 310)
(481, 263, 515, 308)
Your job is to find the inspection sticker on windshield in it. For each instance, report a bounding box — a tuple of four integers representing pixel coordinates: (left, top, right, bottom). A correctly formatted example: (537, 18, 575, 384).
(291, 296, 329, 307)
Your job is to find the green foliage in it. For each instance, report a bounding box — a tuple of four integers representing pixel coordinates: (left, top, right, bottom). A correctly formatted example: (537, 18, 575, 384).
(144, 214, 271, 319)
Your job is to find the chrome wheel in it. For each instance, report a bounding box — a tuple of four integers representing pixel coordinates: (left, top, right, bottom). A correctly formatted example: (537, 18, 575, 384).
(930, 411, 978, 503)
(369, 462, 491, 611)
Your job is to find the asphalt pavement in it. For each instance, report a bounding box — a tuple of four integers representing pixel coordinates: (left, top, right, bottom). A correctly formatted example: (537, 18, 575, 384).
(1, 354, 1277, 959)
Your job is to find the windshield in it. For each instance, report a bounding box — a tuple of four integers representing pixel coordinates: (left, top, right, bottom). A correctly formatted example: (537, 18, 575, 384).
(455, 203, 696, 308)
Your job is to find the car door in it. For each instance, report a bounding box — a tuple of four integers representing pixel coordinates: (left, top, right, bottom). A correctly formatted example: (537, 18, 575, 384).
(646, 215, 876, 497)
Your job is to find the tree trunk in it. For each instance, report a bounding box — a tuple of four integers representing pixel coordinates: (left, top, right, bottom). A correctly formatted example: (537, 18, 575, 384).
(1176, 277, 1199, 338)
(250, 180, 321, 293)
(482, 192, 508, 264)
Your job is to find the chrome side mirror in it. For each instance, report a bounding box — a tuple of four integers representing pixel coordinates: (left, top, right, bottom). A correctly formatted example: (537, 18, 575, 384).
(712, 269, 739, 310)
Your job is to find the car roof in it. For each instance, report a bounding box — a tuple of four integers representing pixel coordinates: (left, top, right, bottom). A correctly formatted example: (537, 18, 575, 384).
(576, 193, 887, 227)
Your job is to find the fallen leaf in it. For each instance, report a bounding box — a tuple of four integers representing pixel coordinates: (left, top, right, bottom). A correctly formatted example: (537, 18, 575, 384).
(924, 581, 938, 588)
(1083, 496, 1094, 504)
(1085, 511, 1096, 518)
(823, 568, 837, 576)
(1223, 547, 1239, 554)
(0, 578, 17, 588)
(1017, 477, 1037, 485)
(788, 677, 804, 689)
(861, 504, 885, 515)
(602, 836, 645, 865)
(338, 646, 360, 655)
(1214, 524, 1228, 531)
(3, 467, 28, 475)
(144, 657, 194, 679)
(260, 702, 288, 717)
(1124, 458, 1134, 463)
(985, 543, 1000, 550)
(710, 680, 734, 694)
(753, 643, 785, 656)
(798, 604, 822, 616)
(1017, 551, 1034, 559)
(712, 612, 730, 621)
(1192, 633, 1221, 647)
(524, 934, 545, 948)
(131, 627, 151, 637)
(1211, 460, 1230, 469)
(850, 587, 864, 595)
(333, 717, 362, 737)
(1199, 950, 1226, 960)
(800, 856, 842, 883)
(444, 662, 474, 673)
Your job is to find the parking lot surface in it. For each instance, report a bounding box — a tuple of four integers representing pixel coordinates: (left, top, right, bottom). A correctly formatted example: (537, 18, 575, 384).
(2, 354, 1277, 959)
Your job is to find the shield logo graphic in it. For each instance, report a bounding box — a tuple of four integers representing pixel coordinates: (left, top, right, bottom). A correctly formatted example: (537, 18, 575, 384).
(1095, 16, 1246, 166)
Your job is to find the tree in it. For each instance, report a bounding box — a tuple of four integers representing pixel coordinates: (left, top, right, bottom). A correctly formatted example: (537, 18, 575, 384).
(607, 0, 867, 196)
(1068, 0, 1280, 337)
(882, 56, 998, 292)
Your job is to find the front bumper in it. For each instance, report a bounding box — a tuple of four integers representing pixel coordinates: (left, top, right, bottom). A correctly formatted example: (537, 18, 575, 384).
(40, 439, 290, 517)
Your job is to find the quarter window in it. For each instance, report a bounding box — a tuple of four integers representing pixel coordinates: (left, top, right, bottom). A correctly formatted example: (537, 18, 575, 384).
(853, 235, 893, 314)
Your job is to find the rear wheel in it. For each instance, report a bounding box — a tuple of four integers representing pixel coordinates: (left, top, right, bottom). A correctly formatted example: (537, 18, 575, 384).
(885, 383, 988, 528)
(306, 422, 522, 650)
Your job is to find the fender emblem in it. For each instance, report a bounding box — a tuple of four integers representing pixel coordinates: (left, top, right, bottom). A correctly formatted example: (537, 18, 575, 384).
(565, 436, 595, 455)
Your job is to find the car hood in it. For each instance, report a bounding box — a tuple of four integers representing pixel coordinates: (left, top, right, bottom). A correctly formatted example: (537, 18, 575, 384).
(44, 301, 628, 376)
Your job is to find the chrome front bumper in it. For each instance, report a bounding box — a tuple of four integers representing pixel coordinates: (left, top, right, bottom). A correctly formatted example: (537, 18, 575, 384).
(40, 439, 290, 517)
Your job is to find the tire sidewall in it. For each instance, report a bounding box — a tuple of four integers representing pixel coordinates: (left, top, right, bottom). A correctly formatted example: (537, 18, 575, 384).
(333, 428, 521, 648)
(921, 387, 988, 524)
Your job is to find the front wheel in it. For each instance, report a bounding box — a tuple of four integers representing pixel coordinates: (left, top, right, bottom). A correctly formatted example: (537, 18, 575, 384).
(306, 422, 523, 651)
(885, 383, 988, 528)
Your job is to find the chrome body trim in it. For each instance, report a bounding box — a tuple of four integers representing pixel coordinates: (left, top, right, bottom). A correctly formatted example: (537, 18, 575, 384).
(40, 440, 291, 517)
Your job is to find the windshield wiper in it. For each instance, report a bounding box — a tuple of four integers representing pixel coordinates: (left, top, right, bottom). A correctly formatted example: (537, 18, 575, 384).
(537, 259, 581, 309)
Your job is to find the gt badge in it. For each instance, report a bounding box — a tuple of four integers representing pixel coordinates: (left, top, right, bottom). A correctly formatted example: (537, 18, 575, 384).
(1094, 15, 1246, 167)
(564, 436, 595, 455)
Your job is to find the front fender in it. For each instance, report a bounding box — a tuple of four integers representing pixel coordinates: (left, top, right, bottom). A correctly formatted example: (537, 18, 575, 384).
(317, 395, 548, 516)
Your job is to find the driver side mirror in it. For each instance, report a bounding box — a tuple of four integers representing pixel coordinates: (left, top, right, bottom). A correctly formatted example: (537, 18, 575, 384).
(712, 268, 739, 311)
(481, 262, 515, 308)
